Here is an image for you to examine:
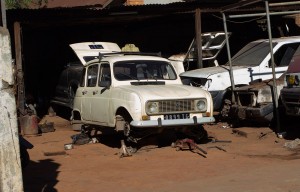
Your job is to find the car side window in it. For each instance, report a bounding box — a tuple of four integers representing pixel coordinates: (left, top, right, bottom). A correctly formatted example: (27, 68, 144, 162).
(98, 63, 111, 86)
(87, 64, 99, 87)
(270, 43, 300, 67)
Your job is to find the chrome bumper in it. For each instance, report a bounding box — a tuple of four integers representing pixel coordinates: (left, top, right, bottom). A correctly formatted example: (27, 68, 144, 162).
(130, 116, 215, 127)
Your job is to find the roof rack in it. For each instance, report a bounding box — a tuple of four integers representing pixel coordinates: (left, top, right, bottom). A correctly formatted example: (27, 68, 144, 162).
(98, 51, 162, 61)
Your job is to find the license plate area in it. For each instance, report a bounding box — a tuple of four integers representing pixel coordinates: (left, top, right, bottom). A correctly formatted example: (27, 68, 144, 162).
(164, 113, 190, 120)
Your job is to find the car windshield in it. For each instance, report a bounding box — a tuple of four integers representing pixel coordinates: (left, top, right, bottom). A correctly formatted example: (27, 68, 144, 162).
(228, 41, 277, 67)
(113, 60, 177, 81)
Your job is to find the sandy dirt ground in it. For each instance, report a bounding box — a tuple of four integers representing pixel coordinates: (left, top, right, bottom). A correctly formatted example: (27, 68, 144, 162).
(22, 115, 300, 192)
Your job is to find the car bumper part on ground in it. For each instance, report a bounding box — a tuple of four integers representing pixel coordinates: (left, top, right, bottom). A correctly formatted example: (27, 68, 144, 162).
(130, 116, 215, 127)
(230, 103, 273, 122)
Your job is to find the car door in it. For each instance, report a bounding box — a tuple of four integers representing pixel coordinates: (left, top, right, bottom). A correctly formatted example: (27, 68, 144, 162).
(259, 43, 300, 80)
(90, 63, 111, 124)
(80, 64, 99, 121)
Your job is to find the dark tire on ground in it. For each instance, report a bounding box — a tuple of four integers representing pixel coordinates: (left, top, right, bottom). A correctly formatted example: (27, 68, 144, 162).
(216, 90, 233, 123)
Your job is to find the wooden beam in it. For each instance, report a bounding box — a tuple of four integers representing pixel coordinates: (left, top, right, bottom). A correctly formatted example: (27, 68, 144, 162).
(14, 22, 25, 115)
(195, 8, 203, 69)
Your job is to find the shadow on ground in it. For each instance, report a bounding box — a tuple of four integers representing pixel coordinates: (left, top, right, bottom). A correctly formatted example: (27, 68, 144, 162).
(275, 115, 300, 140)
(23, 159, 60, 192)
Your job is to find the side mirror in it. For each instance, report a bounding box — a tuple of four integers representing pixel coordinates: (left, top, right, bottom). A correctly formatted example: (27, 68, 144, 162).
(99, 81, 111, 88)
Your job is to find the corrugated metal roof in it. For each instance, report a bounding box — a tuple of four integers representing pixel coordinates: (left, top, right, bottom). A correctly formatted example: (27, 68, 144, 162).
(7, 0, 300, 24)
(27, 0, 124, 9)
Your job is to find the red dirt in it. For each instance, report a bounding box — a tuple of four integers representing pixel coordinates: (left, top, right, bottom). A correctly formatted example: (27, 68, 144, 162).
(22, 115, 300, 192)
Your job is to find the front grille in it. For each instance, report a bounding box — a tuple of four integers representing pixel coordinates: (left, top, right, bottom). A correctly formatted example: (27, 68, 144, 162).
(158, 99, 194, 113)
(282, 94, 300, 106)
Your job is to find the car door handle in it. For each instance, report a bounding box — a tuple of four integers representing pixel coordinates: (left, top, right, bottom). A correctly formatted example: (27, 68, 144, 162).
(82, 90, 87, 95)
(93, 90, 98, 95)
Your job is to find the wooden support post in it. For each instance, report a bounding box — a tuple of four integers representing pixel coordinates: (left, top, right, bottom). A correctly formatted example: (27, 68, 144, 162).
(0, 27, 24, 192)
(195, 8, 203, 69)
(14, 22, 25, 115)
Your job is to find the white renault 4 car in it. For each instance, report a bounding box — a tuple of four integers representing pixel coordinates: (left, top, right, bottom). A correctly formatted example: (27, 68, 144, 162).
(70, 42, 215, 153)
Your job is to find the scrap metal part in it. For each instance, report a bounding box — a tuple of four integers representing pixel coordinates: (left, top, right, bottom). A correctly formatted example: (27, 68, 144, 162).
(119, 139, 133, 158)
(171, 138, 207, 155)
(232, 129, 247, 138)
(207, 146, 227, 152)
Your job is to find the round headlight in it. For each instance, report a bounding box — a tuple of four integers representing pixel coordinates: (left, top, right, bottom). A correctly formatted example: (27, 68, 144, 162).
(148, 102, 158, 114)
(196, 100, 206, 111)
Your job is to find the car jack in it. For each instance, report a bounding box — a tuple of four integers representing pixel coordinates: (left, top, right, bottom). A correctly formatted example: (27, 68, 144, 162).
(171, 138, 207, 155)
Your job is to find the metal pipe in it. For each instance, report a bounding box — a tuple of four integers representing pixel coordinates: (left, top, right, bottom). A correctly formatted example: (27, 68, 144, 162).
(222, 13, 236, 103)
(222, 0, 262, 12)
(269, 1, 300, 7)
(265, 0, 281, 133)
(229, 10, 300, 18)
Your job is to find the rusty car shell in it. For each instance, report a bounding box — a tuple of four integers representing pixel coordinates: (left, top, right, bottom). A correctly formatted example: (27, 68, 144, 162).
(228, 74, 285, 125)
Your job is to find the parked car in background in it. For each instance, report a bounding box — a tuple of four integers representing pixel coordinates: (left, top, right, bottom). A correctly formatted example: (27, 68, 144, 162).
(281, 45, 300, 117)
(71, 46, 215, 155)
(51, 62, 83, 109)
(51, 42, 121, 109)
(180, 36, 300, 118)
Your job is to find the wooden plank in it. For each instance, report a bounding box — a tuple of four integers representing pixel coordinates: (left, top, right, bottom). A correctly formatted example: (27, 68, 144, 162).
(14, 22, 25, 115)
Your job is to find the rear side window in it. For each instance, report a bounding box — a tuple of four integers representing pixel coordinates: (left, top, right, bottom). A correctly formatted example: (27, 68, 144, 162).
(98, 63, 111, 86)
(86, 64, 99, 87)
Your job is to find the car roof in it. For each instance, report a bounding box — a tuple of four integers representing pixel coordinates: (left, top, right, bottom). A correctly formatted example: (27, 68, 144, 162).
(85, 54, 170, 66)
(251, 36, 300, 44)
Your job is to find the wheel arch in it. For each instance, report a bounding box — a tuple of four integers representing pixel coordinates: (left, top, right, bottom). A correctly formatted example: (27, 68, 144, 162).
(72, 109, 82, 121)
(115, 107, 133, 122)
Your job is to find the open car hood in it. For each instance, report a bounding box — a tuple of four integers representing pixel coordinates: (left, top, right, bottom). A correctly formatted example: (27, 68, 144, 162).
(70, 42, 121, 65)
(169, 31, 230, 62)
